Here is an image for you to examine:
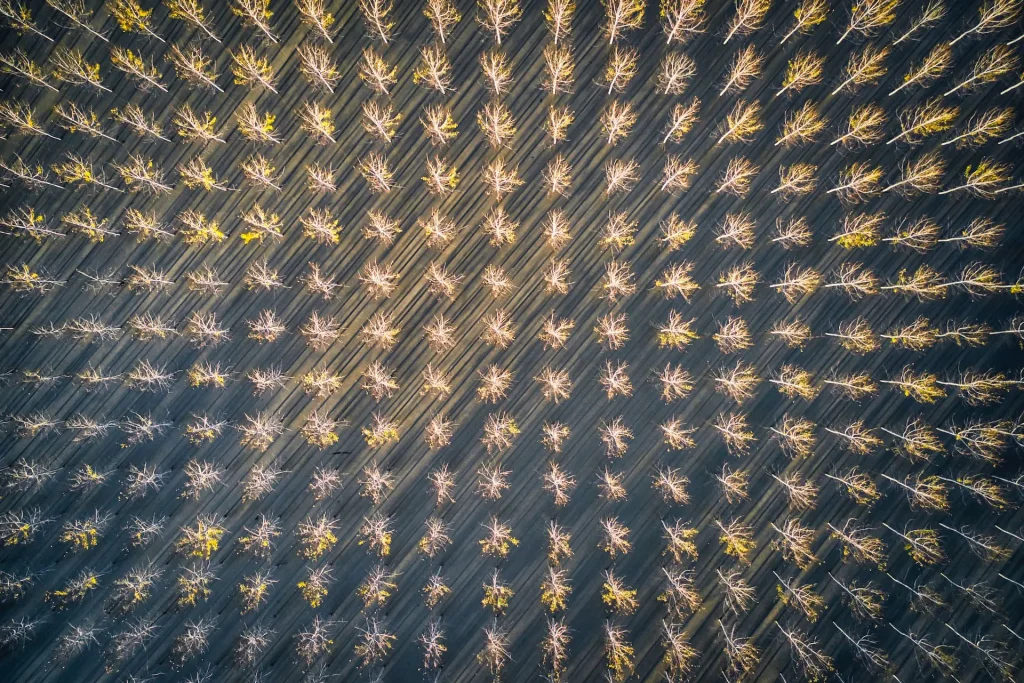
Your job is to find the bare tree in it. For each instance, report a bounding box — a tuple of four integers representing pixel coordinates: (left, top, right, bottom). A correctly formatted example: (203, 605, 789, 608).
(172, 618, 216, 667)
(51, 47, 110, 91)
(0, 101, 59, 139)
(0, 154, 62, 188)
(231, 0, 276, 41)
(55, 622, 101, 662)
(883, 523, 945, 565)
(892, 48, 949, 99)
(838, 0, 898, 43)
(479, 621, 512, 678)
(481, 569, 515, 614)
(247, 367, 289, 395)
(724, 0, 770, 43)
(776, 624, 834, 681)
(890, 624, 957, 676)
(716, 519, 756, 562)
(883, 151, 946, 196)
(777, 105, 827, 150)
(945, 622, 1015, 680)
(46, 0, 108, 39)
(109, 564, 162, 614)
(359, 464, 395, 505)
(714, 362, 760, 403)
(424, 0, 460, 43)
(53, 103, 117, 140)
(546, 104, 574, 145)
(235, 622, 274, 668)
(422, 571, 450, 608)
(895, 0, 945, 43)
(360, 45, 396, 94)
(166, 42, 222, 90)
(720, 44, 762, 95)
(718, 568, 756, 614)
(297, 515, 338, 561)
(237, 412, 284, 452)
(718, 620, 760, 679)
(110, 46, 166, 91)
(775, 573, 825, 622)
(951, 0, 1021, 44)
(355, 616, 397, 669)
(939, 523, 1010, 561)
(833, 103, 887, 148)
(295, 616, 336, 665)
(771, 518, 816, 569)
(780, 0, 827, 42)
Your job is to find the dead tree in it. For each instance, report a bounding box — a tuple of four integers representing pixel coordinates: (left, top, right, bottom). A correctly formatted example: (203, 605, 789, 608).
(235, 621, 274, 668)
(944, 622, 1015, 680)
(938, 523, 1010, 561)
(295, 616, 336, 666)
(246, 367, 289, 395)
